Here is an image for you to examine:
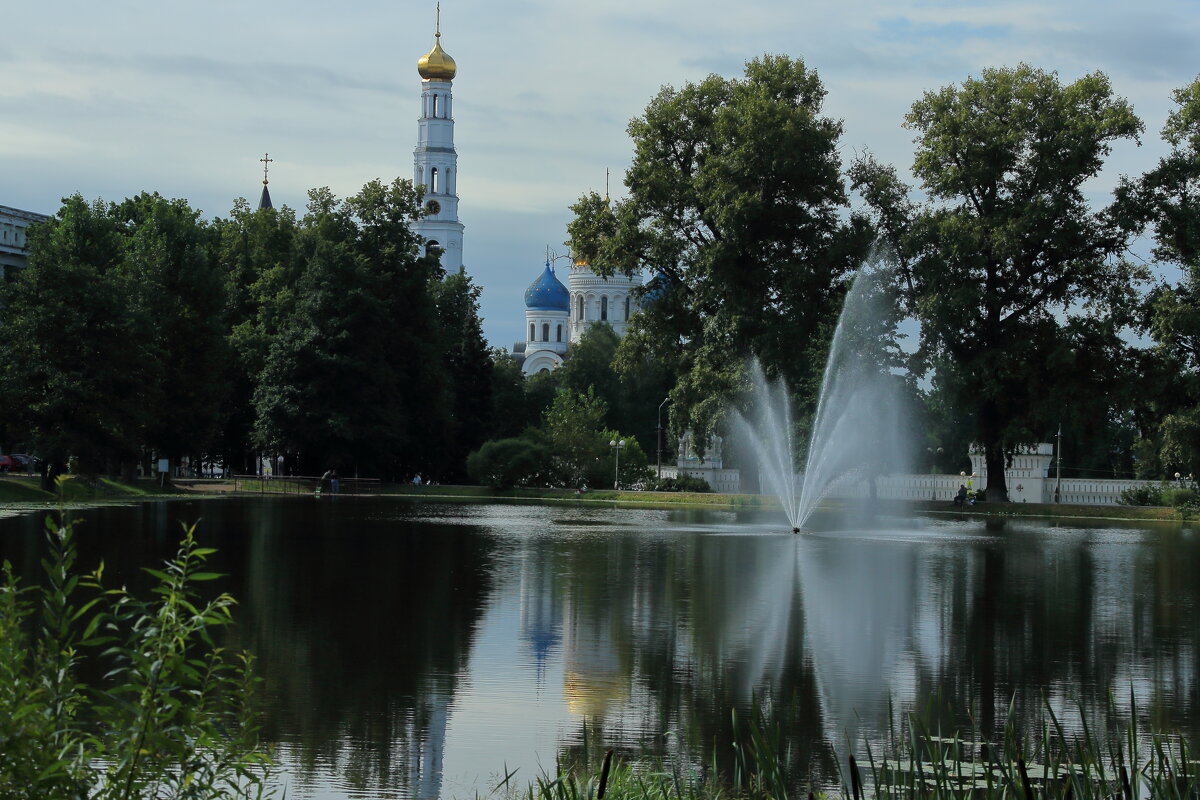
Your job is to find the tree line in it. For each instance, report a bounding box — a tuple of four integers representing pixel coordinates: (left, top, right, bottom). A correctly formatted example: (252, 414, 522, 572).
(562, 58, 1200, 501)
(0, 180, 497, 481)
(3, 60, 1199, 499)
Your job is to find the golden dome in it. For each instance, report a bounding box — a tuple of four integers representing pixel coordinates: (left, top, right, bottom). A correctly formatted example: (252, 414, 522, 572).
(417, 33, 456, 81)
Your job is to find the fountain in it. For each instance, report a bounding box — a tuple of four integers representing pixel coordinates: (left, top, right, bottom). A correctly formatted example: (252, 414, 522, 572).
(733, 261, 912, 531)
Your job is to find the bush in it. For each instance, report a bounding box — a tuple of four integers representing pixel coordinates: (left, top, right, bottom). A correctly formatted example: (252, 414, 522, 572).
(645, 474, 712, 493)
(1163, 486, 1198, 507)
(466, 437, 548, 489)
(1120, 484, 1166, 506)
(0, 510, 272, 797)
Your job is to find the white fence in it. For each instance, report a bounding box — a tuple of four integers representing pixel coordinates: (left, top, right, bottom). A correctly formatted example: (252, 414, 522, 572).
(657, 462, 1161, 506)
(805, 473, 1157, 506)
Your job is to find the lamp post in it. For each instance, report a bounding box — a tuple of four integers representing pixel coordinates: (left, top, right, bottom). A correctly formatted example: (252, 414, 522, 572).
(610, 439, 626, 490)
(656, 397, 671, 479)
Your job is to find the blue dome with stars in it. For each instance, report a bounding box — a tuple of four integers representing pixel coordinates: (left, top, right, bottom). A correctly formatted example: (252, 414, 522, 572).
(524, 263, 570, 311)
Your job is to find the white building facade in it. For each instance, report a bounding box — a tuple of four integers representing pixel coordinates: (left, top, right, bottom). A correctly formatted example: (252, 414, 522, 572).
(514, 257, 643, 375)
(566, 259, 641, 343)
(0, 205, 49, 278)
(412, 21, 465, 272)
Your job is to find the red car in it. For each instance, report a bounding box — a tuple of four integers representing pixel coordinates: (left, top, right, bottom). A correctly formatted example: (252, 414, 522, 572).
(0, 456, 14, 472)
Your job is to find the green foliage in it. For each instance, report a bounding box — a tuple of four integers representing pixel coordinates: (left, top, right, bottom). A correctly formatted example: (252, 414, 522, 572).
(1118, 484, 1166, 506)
(567, 54, 873, 445)
(0, 194, 233, 477)
(543, 387, 611, 488)
(434, 271, 495, 481)
(644, 474, 712, 493)
(853, 65, 1145, 500)
(1162, 485, 1198, 507)
(250, 179, 453, 478)
(1112, 77, 1200, 481)
(0, 509, 271, 797)
(846, 696, 1200, 800)
(466, 437, 548, 489)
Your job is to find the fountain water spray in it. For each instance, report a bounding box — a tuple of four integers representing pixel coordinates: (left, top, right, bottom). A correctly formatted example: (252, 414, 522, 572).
(734, 261, 912, 531)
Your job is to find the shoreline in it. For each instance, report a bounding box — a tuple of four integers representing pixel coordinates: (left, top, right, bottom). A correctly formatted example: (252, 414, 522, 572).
(0, 475, 1184, 525)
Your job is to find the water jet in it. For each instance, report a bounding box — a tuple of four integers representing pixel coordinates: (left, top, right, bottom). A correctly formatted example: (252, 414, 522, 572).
(734, 261, 912, 531)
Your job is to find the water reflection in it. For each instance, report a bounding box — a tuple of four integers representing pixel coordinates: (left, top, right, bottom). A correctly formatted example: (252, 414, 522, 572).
(1, 501, 1197, 799)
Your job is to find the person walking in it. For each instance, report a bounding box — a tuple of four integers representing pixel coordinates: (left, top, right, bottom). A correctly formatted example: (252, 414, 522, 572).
(330, 469, 340, 495)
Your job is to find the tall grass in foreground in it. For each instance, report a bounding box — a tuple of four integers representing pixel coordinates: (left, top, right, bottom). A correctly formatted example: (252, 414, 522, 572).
(0, 503, 274, 798)
(852, 696, 1200, 800)
(498, 699, 1200, 800)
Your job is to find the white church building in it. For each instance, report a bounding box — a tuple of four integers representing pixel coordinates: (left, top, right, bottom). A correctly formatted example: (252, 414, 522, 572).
(514, 258, 642, 375)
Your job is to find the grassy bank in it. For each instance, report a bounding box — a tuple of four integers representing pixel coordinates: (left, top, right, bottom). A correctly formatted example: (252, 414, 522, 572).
(0, 474, 188, 505)
(0, 475, 1186, 524)
(383, 484, 1185, 523)
(383, 483, 767, 510)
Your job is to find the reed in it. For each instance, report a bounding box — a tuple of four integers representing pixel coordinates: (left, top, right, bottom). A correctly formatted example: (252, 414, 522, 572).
(494, 697, 1199, 800)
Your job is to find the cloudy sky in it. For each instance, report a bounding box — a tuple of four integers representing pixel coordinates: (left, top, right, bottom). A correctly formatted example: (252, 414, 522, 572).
(3, 0, 1196, 347)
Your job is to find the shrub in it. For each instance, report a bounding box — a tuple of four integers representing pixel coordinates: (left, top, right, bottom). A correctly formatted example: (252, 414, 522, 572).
(1163, 486, 1198, 508)
(0, 510, 272, 797)
(466, 437, 548, 489)
(645, 474, 712, 493)
(1120, 484, 1167, 506)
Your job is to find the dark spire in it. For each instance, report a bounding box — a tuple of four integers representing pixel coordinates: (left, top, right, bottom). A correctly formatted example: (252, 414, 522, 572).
(258, 152, 274, 210)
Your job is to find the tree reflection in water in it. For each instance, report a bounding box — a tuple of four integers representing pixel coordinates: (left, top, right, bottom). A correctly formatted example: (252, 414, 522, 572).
(1, 501, 1197, 800)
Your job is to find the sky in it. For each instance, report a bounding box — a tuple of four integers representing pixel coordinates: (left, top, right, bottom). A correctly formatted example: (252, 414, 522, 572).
(3, 0, 1197, 348)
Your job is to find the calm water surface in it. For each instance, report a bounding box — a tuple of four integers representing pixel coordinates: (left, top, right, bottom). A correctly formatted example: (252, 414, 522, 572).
(1, 498, 1197, 799)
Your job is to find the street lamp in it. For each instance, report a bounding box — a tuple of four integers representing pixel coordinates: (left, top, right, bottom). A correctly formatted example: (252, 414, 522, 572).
(610, 439, 626, 490)
(657, 397, 671, 479)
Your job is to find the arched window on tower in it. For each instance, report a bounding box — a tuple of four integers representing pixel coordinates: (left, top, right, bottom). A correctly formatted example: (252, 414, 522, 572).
(529, 323, 535, 342)
(425, 240, 441, 257)
(432, 93, 439, 117)
(601, 296, 608, 321)
(577, 296, 583, 320)
(430, 167, 439, 194)
(542, 322, 549, 342)
(624, 296, 630, 320)
(556, 324, 562, 342)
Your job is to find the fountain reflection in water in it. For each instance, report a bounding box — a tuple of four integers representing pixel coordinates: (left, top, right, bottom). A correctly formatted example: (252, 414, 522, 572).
(734, 261, 912, 531)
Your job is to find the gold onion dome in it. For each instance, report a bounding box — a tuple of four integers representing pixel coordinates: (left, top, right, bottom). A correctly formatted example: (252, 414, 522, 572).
(417, 33, 456, 81)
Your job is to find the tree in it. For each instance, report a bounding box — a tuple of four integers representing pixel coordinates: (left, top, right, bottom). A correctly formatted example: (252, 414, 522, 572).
(566, 55, 873, 445)
(252, 180, 451, 478)
(1115, 77, 1200, 475)
(487, 349, 536, 440)
(852, 65, 1145, 500)
(214, 198, 302, 474)
(433, 270, 494, 482)
(542, 386, 610, 488)
(1, 195, 218, 476)
(114, 193, 230, 475)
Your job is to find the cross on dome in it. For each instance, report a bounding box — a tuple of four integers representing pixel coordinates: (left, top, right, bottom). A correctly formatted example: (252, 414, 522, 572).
(417, 3, 457, 81)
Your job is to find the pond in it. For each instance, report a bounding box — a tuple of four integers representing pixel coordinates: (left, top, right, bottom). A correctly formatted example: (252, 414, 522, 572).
(1, 498, 1197, 799)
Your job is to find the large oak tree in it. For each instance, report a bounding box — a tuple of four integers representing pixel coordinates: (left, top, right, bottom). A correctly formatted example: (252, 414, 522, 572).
(852, 65, 1144, 500)
(567, 55, 873, 443)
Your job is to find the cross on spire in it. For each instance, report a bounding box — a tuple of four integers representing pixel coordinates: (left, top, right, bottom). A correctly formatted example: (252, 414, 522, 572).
(435, 2, 441, 38)
(260, 152, 273, 185)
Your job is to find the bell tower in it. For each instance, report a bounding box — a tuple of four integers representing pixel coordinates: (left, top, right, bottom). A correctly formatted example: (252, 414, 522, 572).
(413, 5, 465, 272)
